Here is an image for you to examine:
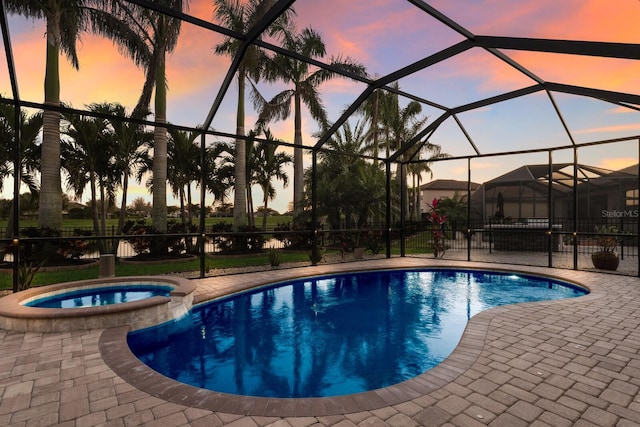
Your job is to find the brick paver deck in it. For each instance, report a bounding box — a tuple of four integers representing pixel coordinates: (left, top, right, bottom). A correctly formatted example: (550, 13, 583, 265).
(2, 258, 640, 426)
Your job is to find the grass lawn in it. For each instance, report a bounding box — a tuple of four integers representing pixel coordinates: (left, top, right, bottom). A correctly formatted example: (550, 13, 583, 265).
(0, 215, 294, 232)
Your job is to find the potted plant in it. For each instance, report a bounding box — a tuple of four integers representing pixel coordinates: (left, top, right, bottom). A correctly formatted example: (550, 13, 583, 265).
(591, 225, 620, 271)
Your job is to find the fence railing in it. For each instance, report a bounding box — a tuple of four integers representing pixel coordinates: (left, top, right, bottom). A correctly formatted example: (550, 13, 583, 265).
(2, 216, 638, 292)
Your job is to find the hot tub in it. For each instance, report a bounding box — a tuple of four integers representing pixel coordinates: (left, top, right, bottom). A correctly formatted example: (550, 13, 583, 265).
(0, 276, 195, 332)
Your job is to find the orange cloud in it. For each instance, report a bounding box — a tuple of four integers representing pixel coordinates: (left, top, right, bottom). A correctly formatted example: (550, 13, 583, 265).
(574, 123, 640, 135)
(62, 36, 145, 108)
(422, 0, 640, 99)
(504, 51, 640, 95)
(599, 157, 638, 171)
(537, 0, 640, 43)
(9, 30, 47, 102)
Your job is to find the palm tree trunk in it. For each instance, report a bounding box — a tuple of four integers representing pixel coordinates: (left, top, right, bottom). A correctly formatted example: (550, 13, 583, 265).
(100, 183, 107, 236)
(152, 56, 168, 233)
(39, 19, 63, 230)
(246, 184, 254, 228)
(372, 90, 379, 162)
(262, 190, 269, 231)
(179, 186, 186, 227)
(233, 68, 247, 230)
(416, 174, 422, 220)
(411, 172, 416, 221)
(112, 172, 130, 255)
(293, 90, 304, 223)
(89, 173, 100, 237)
(186, 182, 193, 227)
(5, 203, 15, 238)
(117, 173, 129, 234)
(186, 183, 195, 253)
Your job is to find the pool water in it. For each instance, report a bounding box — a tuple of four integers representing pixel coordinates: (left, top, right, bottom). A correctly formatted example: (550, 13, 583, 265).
(25, 285, 173, 308)
(128, 269, 586, 398)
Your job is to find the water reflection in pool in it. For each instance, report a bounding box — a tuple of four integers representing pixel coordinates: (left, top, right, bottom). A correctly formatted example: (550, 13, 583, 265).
(128, 269, 586, 398)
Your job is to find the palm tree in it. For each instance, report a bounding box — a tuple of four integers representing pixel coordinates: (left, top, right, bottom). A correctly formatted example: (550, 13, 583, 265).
(356, 83, 394, 164)
(213, 0, 294, 230)
(106, 0, 187, 234)
(406, 142, 445, 220)
(382, 91, 432, 220)
(5, 0, 147, 230)
(437, 192, 469, 235)
(0, 105, 42, 237)
(90, 102, 151, 236)
(60, 110, 114, 238)
(310, 120, 376, 230)
(245, 131, 258, 227)
(212, 133, 259, 227)
(204, 142, 235, 209)
(167, 126, 200, 231)
(254, 23, 367, 222)
(252, 129, 292, 230)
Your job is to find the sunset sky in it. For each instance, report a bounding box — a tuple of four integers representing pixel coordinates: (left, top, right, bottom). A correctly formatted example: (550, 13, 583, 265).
(2, 0, 640, 213)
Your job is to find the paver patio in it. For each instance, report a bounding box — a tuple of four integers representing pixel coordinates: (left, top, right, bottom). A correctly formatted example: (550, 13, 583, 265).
(2, 257, 640, 426)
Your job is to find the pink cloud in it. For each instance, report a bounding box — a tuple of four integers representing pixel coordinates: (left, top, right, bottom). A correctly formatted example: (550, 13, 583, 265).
(574, 123, 640, 135)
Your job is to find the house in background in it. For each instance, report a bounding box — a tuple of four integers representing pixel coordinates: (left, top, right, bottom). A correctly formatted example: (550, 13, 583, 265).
(420, 179, 481, 212)
(468, 163, 639, 230)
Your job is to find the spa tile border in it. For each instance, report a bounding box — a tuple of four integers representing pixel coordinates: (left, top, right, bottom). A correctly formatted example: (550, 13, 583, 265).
(0, 275, 195, 332)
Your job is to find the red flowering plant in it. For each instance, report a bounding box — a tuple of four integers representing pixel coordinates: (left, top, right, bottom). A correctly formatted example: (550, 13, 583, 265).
(427, 198, 447, 258)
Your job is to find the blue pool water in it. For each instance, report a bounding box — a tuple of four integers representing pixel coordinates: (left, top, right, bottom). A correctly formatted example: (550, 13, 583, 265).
(128, 269, 586, 398)
(25, 285, 172, 308)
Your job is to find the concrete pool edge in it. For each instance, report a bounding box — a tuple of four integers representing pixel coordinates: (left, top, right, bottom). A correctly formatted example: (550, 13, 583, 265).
(99, 262, 601, 417)
(0, 275, 196, 332)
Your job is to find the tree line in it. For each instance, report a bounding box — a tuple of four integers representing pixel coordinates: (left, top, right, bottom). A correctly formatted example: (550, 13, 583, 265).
(3, 0, 446, 240)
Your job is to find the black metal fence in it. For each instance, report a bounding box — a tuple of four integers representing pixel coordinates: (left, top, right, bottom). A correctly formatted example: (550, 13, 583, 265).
(2, 216, 638, 292)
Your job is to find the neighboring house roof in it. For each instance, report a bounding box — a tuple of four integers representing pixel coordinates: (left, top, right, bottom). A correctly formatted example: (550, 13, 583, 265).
(67, 202, 86, 210)
(611, 163, 638, 177)
(420, 179, 481, 192)
(487, 163, 616, 185)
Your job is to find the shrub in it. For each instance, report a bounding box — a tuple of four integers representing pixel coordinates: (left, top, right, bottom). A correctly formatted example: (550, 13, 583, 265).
(3, 227, 93, 265)
(363, 230, 384, 255)
(273, 222, 314, 250)
(122, 219, 152, 255)
(59, 229, 94, 259)
(17, 261, 43, 291)
(268, 247, 281, 267)
(210, 222, 233, 253)
(210, 223, 266, 254)
(122, 220, 188, 257)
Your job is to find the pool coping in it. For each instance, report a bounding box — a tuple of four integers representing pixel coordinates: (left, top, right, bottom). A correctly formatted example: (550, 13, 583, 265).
(99, 263, 601, 416)
(0, 275, 196, 332)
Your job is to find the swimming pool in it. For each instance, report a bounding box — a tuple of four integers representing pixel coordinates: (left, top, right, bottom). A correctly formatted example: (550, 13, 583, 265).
(24, 284, 173, 308)
(128, 268, 587, 398)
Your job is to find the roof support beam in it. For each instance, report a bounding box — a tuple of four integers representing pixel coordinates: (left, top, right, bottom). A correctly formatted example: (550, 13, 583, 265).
(407, 0, 475, 39)
(475, 36, 640, 60)
(451, 84, 543, 115)
(124, 0, 242, 39)
(545, 90, 576, 146)
(391, 85, 544, 162)
(389, 111, 451, 162)
(453, 114, 480, 155)
(546, 82, 640, 105)
(314, 40, 474, 151)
